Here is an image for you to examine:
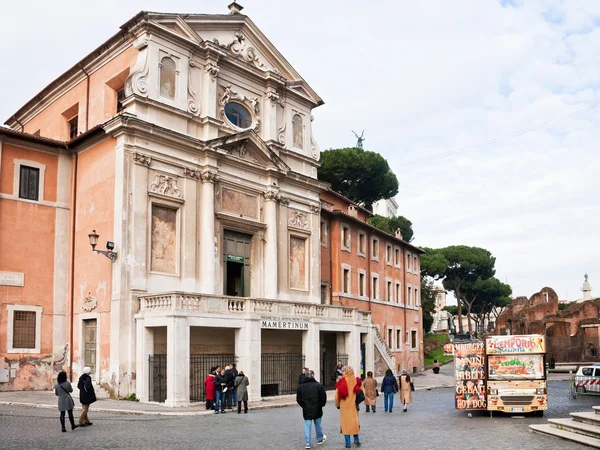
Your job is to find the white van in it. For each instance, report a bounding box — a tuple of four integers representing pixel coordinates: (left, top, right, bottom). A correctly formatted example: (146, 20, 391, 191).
(574, 363, 600, 394)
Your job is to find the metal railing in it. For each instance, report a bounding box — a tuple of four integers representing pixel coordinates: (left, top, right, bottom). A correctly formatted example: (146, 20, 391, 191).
(189, 354, 237, 402)
(149, 354, 167, 403)
(261, 353, 305, 396)
(374, 327, 397, 373)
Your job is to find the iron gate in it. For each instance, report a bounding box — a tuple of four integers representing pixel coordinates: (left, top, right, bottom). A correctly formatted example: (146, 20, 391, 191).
(322, 352, 349, 389)
(149, 354, 167, 403)
(261, 353, 304, 396)
(190, 354, 236, 402)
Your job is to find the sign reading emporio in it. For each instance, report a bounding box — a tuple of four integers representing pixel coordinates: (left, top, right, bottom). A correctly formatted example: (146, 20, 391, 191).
(261, 316, 310, 330)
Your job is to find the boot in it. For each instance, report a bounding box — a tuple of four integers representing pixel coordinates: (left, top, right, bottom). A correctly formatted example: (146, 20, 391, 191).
(365, 406, 370, 413)
(372, 406, 376, 413)
(60, 415, 66, 432)
(67, 410, 79, 430)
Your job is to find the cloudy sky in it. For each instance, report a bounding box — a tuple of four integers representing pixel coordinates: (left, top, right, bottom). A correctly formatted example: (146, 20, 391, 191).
(1, 0, 598, 301)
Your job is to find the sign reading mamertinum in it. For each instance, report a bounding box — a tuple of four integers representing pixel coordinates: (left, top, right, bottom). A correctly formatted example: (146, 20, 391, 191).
(0, 271, 24, 287)
(261, 316, 310, 330)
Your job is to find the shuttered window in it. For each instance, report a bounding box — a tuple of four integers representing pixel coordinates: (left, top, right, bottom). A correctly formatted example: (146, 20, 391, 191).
(19, 166, 39, 201)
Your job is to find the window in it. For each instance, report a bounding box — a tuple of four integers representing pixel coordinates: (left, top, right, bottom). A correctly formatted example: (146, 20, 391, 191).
(68, 116, 78, 139)
(13, 311, 36, 349)
(407, 286, 412, 306)
(116, 88, 126, 112)
(224, 102, 252, 129)
(320, 220, 327, 246)
(395, 248, 400, 267)
(358, 232, 366, 256)
(414, 256, 418, 273)
(372, 238, 379, 260)
(388, 329, 394, 349)
(341, 225, 351, 250)
(386, 280, 392, 302)
(359, 272, 366, 297)
(386, 244, 392, 264)
(292, 114, 303, 148)
(414, 288, 419, 307)
(396, 282, 401, 304)
(19, 166, 40, 201)
(159, 57, 176, 99)
(7, 305, 42, 353)
(321, 283, 328, 304)
(411, 330, 418, 350)
(343, 268, 350, 294)
(372, 275, 379, 299)
(406, 253, 411, 272)
(396, 329, 402, 351)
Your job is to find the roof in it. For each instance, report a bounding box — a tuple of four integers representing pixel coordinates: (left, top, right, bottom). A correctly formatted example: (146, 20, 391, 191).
(0, 125, 106, 150)
(325, 209, 424, 254)
(324, 189, 373, 218)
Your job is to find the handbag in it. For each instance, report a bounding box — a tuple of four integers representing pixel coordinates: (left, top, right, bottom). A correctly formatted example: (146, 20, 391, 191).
(410, 382, 415, 392)
(376, 389, 379, 397)
(355, 389, 365, 405)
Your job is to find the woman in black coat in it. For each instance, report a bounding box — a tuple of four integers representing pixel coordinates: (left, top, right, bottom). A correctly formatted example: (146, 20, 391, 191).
(77, 367, 97, 426)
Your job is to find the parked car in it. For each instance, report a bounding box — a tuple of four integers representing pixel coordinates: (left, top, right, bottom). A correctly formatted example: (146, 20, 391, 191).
(574, 363, 600, 394)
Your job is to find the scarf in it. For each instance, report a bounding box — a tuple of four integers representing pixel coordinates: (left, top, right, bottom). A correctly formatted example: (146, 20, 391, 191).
(336, 376, 362, 400)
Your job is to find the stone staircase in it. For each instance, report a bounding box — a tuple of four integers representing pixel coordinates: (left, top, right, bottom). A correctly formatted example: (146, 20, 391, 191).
(530, 406, 600, 448)
(374, 327, 396, 373)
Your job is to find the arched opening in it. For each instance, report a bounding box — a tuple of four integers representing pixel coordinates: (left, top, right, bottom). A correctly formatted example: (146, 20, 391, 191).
(159, 57, 176, 100)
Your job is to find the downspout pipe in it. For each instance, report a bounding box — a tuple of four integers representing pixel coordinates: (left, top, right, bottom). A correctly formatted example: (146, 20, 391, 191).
(66, 146, 78, 379)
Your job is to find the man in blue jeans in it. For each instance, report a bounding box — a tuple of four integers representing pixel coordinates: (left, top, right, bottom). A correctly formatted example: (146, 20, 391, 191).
(213, 368, 227, 414)
(296, 370, 327, 449)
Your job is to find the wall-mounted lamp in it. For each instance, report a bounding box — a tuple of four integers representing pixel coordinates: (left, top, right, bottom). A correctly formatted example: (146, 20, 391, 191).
(88, 230, 118, 262)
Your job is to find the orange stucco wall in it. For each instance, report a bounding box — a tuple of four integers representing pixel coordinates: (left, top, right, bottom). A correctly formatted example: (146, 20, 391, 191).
(22, 47, 137, 140)
(0, 143, 62, 390)
(71, 137, 116, 376)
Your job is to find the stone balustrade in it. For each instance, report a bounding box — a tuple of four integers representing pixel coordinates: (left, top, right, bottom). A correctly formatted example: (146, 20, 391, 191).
(138, 292, 372, 324)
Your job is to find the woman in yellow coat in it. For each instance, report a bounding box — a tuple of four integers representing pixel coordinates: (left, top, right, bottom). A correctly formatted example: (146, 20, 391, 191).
(335, 366, 362, 448)
(399, 369, 413, 412)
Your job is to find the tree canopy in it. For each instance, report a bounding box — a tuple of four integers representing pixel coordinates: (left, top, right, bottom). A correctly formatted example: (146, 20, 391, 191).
(463, 277, 512, 333)
(368, 215, 414, 242)
(318, 147, 399, 210)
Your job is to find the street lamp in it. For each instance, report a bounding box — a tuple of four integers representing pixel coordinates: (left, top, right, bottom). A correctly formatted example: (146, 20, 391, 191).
(88, 230, 118, 262)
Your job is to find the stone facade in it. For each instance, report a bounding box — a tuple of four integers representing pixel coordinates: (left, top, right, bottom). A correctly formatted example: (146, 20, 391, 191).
(0, 4, 377, 404)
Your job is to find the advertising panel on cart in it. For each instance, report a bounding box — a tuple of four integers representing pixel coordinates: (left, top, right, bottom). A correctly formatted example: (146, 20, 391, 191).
(486, 335, 547, 415)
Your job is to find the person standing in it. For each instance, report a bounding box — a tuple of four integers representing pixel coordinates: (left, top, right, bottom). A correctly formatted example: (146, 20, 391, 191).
(54, 371, 79, 432)
(213, 368, 227, 414)
(224, 365, 235, 409)
(297, 369, 327, 449)
(381, 369, 398, 413)
(399, 369, 413, 412)
(334, 361, 344, 380)
(335, 366, 361, 448)
(77, 366, 96, 426)
(432, 359, 440, 374)
(235, 370, 250, 414)
(204, 367, 216, 410)
(299, 367, 308, 385)
(231, 363, 239, 408)
(363, 371, 377, 413)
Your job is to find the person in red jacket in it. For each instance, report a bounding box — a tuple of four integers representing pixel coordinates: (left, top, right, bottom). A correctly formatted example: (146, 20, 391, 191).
(204, 367, 216, 410)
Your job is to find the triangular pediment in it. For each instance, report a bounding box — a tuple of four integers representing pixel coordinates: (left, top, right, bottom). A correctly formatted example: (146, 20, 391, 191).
(150, 15, 203, 45)
(207, 130, 290, 173)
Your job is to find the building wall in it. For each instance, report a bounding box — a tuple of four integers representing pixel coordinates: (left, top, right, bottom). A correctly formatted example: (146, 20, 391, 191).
(0, 140, 70, 390)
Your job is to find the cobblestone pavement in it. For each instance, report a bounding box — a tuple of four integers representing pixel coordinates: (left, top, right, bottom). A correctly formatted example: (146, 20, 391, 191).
(0, 382, 598, 450)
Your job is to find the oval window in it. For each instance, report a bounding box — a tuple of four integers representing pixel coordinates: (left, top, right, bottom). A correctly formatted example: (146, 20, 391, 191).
(224, 102, 252, 129)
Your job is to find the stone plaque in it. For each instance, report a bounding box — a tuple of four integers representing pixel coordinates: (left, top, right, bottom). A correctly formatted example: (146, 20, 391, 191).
(289, 236, 307, 290)
(221, 188, 258, 218)
(0, 272, 24, 287)
(261, 316, 309, 330)
(151, 204, 178, 274)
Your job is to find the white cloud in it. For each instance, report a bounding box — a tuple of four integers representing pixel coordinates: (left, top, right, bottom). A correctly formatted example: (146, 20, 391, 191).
(0, 0, 598, 300)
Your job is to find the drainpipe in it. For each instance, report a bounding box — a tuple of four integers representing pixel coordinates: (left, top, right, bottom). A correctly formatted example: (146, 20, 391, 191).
(67, 147, 78, 379)
(366, 232, 371, 313)
(328, 215, 333, 305)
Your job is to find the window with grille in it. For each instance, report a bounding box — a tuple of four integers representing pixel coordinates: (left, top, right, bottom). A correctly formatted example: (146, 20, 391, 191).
(19, 166, 40, 201)
(68, 116, 78, 139)
(13, 311, 36, 349)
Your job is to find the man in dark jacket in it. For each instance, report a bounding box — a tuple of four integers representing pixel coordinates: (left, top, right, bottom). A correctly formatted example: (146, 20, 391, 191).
(213, 369, 227, 414)
(224, 365, 235, 409)
(77, 367, 96, 426)
(298, 367, 309, 385)
(230, 363, 239, 408)
(296, 370, 327, 449)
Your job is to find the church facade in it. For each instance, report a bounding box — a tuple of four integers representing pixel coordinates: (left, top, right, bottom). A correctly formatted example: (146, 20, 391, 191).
(0, 3, 418, 405)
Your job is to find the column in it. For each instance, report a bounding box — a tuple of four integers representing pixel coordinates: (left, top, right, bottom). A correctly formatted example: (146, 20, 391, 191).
(336, 333, 346, 358)
(165, 317, 190, 407)
(347, 328, 362, 373)
(235, 319, 261, 401)
(263, 191, 278, 299)
(199, 171, 216, 294)
(302, 324, 320, 378)
(364, 328, 375, 376)
(135, 322, 153, 403)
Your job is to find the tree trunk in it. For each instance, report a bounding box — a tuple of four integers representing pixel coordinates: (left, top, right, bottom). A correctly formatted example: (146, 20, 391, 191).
(466, 303, 473, 334)
(456, 286, 464, 333)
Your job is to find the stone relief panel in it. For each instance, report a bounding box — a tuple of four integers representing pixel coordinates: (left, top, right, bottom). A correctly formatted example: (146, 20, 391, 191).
(149, 173, 183, 199)
(288, 210, 310, 231)
(289, 236, 307, 290)
(221, 187, 258, 219)
(151, 204, 178, 274)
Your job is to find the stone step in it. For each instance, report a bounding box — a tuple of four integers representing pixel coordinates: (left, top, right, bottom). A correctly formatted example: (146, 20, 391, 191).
(530, 424, 600, 449)
(594, 406, 600, 415)
(548, 418, 600, 440)
(572, 411, 600, 426)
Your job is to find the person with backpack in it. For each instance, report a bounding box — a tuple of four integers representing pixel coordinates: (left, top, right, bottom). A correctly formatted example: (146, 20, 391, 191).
(381, 368, 398, 413)
(297, 369, 327, 449)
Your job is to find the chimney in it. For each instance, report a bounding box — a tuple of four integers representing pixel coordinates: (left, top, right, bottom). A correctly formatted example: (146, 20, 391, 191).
(228, 2, 244, 14)
(395, 228, 403, 240)
(348, 205, 358, 218)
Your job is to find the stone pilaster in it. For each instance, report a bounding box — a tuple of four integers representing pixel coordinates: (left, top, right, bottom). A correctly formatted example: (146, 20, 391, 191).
(199, 171, 217, 294)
